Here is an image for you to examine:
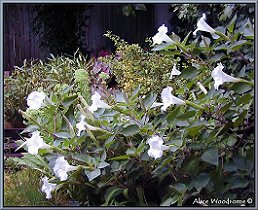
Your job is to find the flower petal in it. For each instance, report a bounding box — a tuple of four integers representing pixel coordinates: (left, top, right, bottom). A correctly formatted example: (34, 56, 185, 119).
(170, 64, 181, 79)
(193, 13, 219, 39)
(27, 91, 46, 110)
(211, 63, 240, 90)
(152, 24, 174, 45)
(89, 92, 111, 113)
(161, 87, 185, 111)
(41, 176, 56, 199)
(53, 156, 78, 181)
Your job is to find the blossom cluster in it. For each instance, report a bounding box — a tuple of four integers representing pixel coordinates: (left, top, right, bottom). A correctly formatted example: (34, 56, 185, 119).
(17, 12, 252, 201)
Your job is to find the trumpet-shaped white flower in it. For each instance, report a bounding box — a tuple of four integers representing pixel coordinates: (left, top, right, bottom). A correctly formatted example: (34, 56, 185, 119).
(211, 63, 240, 90)
(88, 92, 111, 113)
(27, 91, 46, 110)
(16, 130, 50, 155)
(53, 156, 78, 181)
(151, 87, 185, 111)
(193, 13, 219, 39)
(41, 176, 57, 199)
(76, 114, 98, 136)
(197, 81, 208, 94)
(147, 135, 169, 159)
(152, 24, 174, 45)
(169, 64, 181, 79)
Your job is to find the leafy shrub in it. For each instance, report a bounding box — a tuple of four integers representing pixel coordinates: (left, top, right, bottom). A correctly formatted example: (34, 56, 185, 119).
(100, 32, 175, 95)
(4, 52, 92, 126)
(9, 4, 254, 207)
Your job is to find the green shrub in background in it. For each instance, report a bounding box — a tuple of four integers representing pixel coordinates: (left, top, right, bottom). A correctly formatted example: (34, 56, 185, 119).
(4, 52, 92, 127)
(8, 4, 254, 207)
(101, 32, 175, 95)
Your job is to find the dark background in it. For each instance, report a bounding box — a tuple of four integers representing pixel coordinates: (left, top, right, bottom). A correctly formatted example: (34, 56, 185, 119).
(3, 3, 173, 72)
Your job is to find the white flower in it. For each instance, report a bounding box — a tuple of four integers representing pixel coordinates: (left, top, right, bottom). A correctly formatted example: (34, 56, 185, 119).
(76, 114, 98, 136)
(169, 64, 181, 79)
(41, 176, 56, 199)
(53, 156, 78, 181)
(151, 87, 185, 111)
(197, 81, 208, 94)
(16, 130, 50, 155)
(193, 13, 219, 39)
(211, 63, 240, 90)
(152, 24, 174, 45)
(27, 91, 46, 110)
(88, 92, 111, 113)
(147, 135, 169, 159)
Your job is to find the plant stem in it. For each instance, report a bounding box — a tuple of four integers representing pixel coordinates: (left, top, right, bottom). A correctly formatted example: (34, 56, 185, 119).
(238, 78, 254, 86)
(214, 31, 230, 41)
(18, 110, 54, 136)
(185, 100, 207, 112)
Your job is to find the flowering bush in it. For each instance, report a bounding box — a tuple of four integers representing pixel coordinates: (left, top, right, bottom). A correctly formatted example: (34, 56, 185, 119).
(11, 5, 254, 207)
(4, 52, 92, 126)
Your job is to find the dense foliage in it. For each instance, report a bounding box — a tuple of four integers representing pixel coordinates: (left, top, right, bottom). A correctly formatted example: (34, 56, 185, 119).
(7, 4, 254, 207)
(4, 53, 92, 126)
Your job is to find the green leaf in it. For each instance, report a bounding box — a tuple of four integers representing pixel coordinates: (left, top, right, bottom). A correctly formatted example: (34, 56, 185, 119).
(183, 158, 200, 176)
(208, 53, 226, 63)
(14, 154, 50, 171)
(229, 178, 249, 189)
(103, 186, 123, 206)
(62, 94, 77, 108)
(143, 92, 157, 109)
(54, 132, 72, 139)
(231, 83, 253, 94)
(62, 84, 74, 95)
(171, 32, 181, 42)
(193, 173, 211, 192)
(227, 14, 237, 33)
(223, 162, 237, 172)
(105, 135, 116, 149)
(229, 40, 250, 52)
(120, 124, 139, 136)
(233, 156, 253, 171)
(62, 114, 75, 138)
(109, 155, 130, 161)
(167, 106, 181, 124)
(98, 161, 110, 169)
(136, 186, 146, 206)
(220, 102, 233, 113)
(168, 140, 183, 152)
(20, 125, 39, 134)
(152, 43, 175, 51)
(160, 195, 178, 206)
(182, 31, 192, 45)
(85, 168, 101, 181)
(235, 94, 252, 106)
(130, 85, 141, 99)
(177, 110, 196, 120)
(170, 183, 186, 193)
(226, 136, 237, 146)
(179, 66, 199, 79)
(233, 110, 247, 126)
(201, 148, 218, 166)
(187, 121, 207, 137)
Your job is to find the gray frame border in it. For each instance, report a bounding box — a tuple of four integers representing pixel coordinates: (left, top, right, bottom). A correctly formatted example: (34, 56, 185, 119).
(0, 0, 257, 210)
